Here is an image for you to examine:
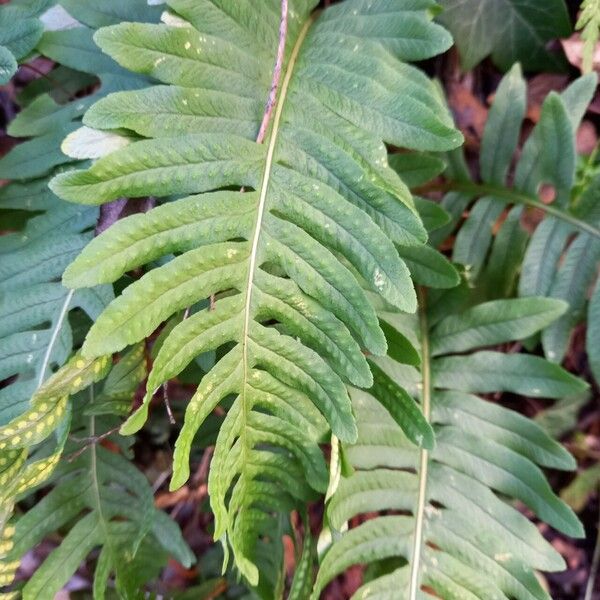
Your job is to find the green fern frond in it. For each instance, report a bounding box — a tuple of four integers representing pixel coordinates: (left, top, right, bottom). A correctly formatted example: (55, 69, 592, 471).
(0, 185, 114, 426)
(0, 352, 109, 591)
(7, 410, 193, 600)
(0, 0, 168, 427)
(419, 66, 600, 382)
(0, 347, 191, 599)
(313, 291, 586, 599)
(0, 3, 169, 594)
(0, 1, 52, 85)
(577, 0, 600, 73)
(48, 0, 463, 583)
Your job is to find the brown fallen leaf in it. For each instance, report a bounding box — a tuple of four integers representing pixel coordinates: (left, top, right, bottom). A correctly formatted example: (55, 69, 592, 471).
(526, 73, 570, 123)
(561, 32, 600, 73)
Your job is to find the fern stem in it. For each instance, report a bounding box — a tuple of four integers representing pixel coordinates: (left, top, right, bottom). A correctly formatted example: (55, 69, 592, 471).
(413, 180, 600, 239)
(88, 388, 112, 558)
(241, 17, 312, 376)
(256, 0, 289, 144)
(408, 287, 432, 599)
(37, 288, 75, 387)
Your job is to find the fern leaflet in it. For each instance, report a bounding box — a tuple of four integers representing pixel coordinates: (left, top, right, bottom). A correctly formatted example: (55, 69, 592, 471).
(49, 0, 463, 582)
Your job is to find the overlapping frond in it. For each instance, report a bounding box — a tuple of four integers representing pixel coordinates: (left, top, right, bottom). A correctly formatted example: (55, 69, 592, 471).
(48, 0, 463, 582)
(0, 351, 110, 593)
(313, 292, 587, 599)
(7, 412, 193, 600)
(0, 0, 163, 429)
(0, 3, 175, 596)
(0, 1, 51, 84)
(424, 66, 600, 382)
(0, 345, 192, 599)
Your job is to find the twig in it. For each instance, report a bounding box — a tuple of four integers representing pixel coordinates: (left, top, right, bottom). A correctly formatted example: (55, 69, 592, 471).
(152, 468, 172, 494)
(19, 62, 72, 98)
(191, 446, 214, 487)
(162, 382, 176, 425)
(66, 425, 120, 462)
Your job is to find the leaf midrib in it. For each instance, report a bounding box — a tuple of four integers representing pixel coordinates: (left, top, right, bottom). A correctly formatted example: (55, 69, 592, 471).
(239, 14, 316, 464)
(408, 289, 432, 599)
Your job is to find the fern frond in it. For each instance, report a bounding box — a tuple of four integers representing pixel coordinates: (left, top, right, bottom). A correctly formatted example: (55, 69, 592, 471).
(49, 0, 463, 582)
(0, 3, 167, 594)
(0, 348, 191, 599)
(8, 411, 193, 599)
(0, 0, 169, 425)
(577, 0, 600, 73)
(419, 66, 600, 382)
(313, 292, 586, 599)
(0, 352, 109, 592)
(0, 1, 51, 85)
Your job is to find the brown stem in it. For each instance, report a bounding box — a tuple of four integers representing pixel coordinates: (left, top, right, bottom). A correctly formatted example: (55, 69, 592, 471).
(208, 0, 288, 312)
(19, 63, 72, 98)
(162, 382, 176, 425)
(66, 426, 120, 461)
(256, 0, 289, 144)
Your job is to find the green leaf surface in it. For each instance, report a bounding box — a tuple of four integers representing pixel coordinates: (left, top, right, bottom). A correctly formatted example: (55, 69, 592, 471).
(437, 0, 571, 71)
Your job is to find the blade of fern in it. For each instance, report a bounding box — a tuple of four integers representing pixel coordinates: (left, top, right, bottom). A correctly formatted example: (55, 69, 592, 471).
(314, 291, 584, 598)
(480, 63, 527, 186)
(434, 427, 582, 537)
(7, 93, 95, 138)
(388, 153, 446, 188)
(366, 361, 434, 449)
(0, 44, 16, 85)
(21, 512, 102, 600)
(587, 279, 600, 383)
(433, 351, 588, 398)
(433, 391, 575, 470)
(541, 234, 600, 362)
(453, 64, 526, 277)
(430, 297, 568, 356)
(36, 27, 126, 77)
(452, 197, 505, 277)
(0, 128, 77, 181)
(287, 527, 316, 600)
(413, 197, 451, 233)
(480, 205, 529, 298)
(396, 244, 460, 289)
(519, 218, 574, 300)
(58, 0, 163, 28)
(0, 178, 57, 211)
(560, 73, 599, 129)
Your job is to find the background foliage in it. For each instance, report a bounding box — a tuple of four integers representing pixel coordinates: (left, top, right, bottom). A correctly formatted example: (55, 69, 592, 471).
(0, 0, 598, 599)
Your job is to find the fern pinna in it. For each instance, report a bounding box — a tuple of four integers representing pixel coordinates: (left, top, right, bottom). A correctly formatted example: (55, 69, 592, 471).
(48, 0, 463, 584)
(312, 290, 587, 600)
